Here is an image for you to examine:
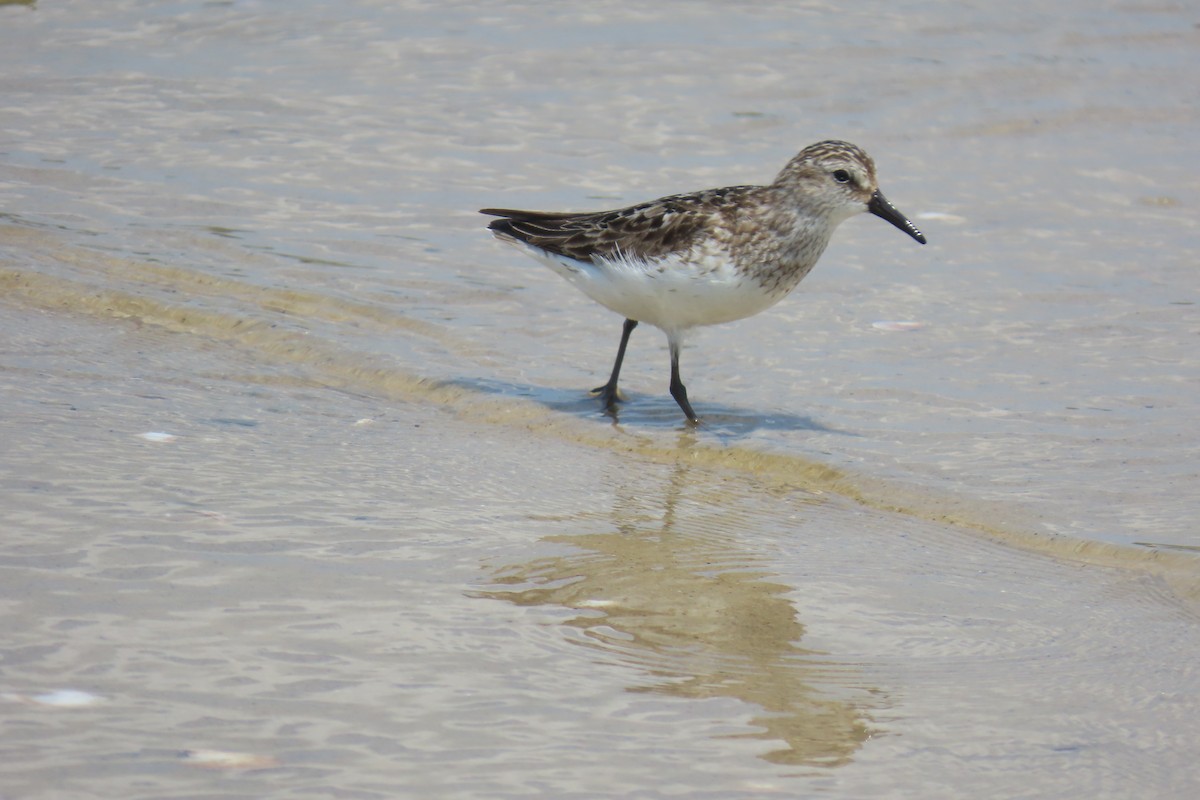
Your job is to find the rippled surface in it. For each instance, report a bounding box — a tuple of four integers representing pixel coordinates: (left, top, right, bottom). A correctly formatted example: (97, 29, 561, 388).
(2, 1, 1199, 797)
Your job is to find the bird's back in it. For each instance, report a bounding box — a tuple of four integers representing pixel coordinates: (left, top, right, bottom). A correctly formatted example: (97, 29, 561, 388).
(481, 185, 760, 265)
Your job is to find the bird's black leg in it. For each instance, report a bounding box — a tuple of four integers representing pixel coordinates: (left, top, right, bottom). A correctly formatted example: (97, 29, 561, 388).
(592, 318, 638, 411)
(668, 337, 698, 423)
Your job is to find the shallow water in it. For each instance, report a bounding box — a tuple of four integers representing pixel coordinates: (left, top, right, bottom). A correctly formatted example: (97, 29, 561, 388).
(2, 1, 1199, 797)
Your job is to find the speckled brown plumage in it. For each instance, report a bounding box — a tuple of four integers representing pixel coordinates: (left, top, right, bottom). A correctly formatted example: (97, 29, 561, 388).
(482, 185, 756, 265)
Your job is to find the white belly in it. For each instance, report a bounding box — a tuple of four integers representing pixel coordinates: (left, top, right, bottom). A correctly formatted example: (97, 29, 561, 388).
(522, 245, 785, 336)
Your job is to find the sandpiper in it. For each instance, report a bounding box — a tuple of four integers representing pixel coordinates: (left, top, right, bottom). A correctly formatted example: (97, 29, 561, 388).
(481, 140, 926, 422)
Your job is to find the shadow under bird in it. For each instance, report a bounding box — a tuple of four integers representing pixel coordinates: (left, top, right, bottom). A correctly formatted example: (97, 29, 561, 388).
(481, 139, 926, 423)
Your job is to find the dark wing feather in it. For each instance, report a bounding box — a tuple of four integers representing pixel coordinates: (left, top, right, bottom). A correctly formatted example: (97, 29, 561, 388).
(481, 186, 757, 263)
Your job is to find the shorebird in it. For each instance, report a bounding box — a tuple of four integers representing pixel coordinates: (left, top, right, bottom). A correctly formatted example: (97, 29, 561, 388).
(481, 139, 926, 422)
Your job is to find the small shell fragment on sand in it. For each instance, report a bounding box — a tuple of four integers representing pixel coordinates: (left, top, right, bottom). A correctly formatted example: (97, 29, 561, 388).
(138, 431, 178, 442)
(181, 749, 281, 770)
(1, 689, 106, 708)
(871, 320, 926, 332)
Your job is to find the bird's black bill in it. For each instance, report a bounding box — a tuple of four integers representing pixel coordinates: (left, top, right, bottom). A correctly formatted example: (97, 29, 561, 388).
(868, 190, 926, 244)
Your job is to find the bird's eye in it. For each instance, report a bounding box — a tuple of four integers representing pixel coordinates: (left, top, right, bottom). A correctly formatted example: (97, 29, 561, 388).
(832, 169, 852, 184)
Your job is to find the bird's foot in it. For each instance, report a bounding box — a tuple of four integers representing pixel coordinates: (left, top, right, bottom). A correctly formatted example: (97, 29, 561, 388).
(590, 383, 623, 412)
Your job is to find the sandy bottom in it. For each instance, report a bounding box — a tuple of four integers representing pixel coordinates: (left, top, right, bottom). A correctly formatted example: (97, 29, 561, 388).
(3, 293, 1198, 798)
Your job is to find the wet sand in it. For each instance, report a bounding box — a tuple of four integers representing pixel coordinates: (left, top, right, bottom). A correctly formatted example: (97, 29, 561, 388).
(3, 1, 1200, 797)
(5, 298, 1199, 797)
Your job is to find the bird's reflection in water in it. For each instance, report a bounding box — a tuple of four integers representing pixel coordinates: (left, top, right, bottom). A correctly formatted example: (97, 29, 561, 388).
(479, 441, 879, 767)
